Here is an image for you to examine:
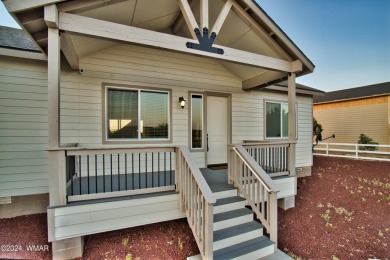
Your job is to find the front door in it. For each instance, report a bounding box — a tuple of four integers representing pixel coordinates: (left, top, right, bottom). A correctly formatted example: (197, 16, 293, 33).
(207, 96, 228, 165)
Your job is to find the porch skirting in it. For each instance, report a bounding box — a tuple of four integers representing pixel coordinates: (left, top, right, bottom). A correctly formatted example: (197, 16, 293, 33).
(47, 192, 185, 242)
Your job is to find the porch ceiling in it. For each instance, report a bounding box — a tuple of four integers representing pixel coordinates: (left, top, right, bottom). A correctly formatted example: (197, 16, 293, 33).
(6, 0, 314, 88)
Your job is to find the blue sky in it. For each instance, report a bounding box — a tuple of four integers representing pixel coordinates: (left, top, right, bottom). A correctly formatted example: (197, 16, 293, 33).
(1, 1, 389, 91)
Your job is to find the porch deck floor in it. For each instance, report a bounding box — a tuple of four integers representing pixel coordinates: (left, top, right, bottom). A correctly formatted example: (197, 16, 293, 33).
(200, 168, 234, 193)
(67, 170, 175, 196)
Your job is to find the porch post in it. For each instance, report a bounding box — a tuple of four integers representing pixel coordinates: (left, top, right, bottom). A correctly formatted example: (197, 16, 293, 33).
(287, 73, 296, 176)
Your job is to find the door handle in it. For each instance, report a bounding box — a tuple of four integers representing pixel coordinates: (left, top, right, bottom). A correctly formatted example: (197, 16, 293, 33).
(207, 134, 209, 152)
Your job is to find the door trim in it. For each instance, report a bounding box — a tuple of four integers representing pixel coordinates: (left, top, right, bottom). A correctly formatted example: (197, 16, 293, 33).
(205, 92, 232, 166)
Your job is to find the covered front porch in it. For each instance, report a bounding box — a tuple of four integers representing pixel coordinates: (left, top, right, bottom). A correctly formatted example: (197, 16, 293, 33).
(47, 142, 296, 258)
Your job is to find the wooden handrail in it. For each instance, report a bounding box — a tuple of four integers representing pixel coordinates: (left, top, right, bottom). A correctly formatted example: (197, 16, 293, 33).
(234, 145, 279, 192)
(229, 144, 279, 247)
(176, 146, 216, 259)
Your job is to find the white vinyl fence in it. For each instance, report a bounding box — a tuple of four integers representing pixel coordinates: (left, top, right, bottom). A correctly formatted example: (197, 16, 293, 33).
(313, 143, 390, 162)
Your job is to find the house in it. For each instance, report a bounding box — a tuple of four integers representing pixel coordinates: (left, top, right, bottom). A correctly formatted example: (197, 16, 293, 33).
(0, 0, 322, 259)
(313, 82, 390, 146)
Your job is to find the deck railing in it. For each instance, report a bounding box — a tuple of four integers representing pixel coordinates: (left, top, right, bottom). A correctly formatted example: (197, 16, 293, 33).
(228, 144, 279, 246)
(176, 146, 216, 259)
(64, 147, 176, 202)
(242, 141, 290, 177)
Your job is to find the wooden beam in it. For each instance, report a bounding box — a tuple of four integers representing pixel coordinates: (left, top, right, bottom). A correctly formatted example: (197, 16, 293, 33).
(47, 27, 60, 148)
(32, 30, 48, 45)
(231, 1, 292, 61)
(44, 4, 58, 29)
(200, 0, 208, 31)
(287, 73, 296, 176)
(57, 0, 127, 13)
(211, 0, 232, 35)
(242, 71, 286, 90)
(58, 12, 294, 72)
(291, 60, 302, 73)
(178, 0, 199, 39)
(172, 0, 195, 35)
(60, 33, 79, 70)
(18, 9, 44, 26)
(3, 0, 65, 13)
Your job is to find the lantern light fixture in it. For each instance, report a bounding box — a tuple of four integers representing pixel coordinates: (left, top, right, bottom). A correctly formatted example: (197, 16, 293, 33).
(179, 96, 186, 109)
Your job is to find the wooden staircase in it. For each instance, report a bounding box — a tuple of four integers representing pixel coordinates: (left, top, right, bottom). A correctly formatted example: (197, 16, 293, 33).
(188, 184, 275, 260)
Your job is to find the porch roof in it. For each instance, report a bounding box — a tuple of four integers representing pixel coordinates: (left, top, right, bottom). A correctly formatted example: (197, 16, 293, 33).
(2, 0, 315, 89)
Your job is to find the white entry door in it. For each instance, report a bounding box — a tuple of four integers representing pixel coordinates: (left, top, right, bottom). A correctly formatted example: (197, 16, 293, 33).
(207, 96, 228, 165)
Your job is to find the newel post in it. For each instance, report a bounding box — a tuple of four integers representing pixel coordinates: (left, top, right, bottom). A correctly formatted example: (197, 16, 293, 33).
(269, 191, 278, 250)
(204, 202, 214, 259)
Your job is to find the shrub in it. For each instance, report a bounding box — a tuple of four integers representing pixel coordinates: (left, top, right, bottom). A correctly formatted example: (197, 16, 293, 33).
(313, 118, 323, 135)
(358, 134, 378, 151)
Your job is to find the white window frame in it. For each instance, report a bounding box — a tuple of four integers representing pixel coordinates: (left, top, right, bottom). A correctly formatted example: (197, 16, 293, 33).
(265, 100, 298, 140)
(103, 84, 171, 144)
(189, 92, 206, 152)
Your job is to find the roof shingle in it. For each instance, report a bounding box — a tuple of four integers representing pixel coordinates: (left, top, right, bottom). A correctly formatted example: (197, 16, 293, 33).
(0, 25, 41, 52)
(313, 82, 390, 103)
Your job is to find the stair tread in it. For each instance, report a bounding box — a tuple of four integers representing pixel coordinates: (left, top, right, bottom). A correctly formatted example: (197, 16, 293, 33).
(210, 183, 236, 193)
(214, 237, 274, 260)
(214, 208, 252, 222)
(214, 221, 263, 242)
(215, 196, 246, 206)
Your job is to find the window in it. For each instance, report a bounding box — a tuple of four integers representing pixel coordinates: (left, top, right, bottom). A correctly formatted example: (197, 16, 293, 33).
(191, 94, 204, 149)
(265, 101, 292, 138)
(105, 86, 170, 142)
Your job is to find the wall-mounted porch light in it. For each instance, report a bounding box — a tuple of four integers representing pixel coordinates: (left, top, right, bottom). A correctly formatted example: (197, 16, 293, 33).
(179, 96, 186, 109)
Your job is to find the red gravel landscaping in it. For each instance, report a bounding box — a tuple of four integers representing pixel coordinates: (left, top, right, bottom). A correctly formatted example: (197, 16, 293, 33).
(279, 156, 390, 260)
(1, 156, 389, 260)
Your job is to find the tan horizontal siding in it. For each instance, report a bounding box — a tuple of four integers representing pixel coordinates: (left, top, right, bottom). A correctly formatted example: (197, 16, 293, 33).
(314, 102, 389, 145)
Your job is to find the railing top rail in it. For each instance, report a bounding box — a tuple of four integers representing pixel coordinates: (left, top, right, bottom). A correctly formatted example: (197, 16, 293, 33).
(50, 145, 176, 154)
(178, 146, 217, 204)
(242, 140, 294, 145)
(233, 145, 279, 193)
(242, 143, 290, 148)
(314, 142, 390, 148)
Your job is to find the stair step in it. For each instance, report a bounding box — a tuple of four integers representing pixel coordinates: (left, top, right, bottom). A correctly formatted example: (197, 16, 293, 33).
(213, 208, 253, 231)
(213, 221, 263, 251)
(214, 236, 275, 260)
(214, 196, 246, 214)
(213, 188, 237, 199)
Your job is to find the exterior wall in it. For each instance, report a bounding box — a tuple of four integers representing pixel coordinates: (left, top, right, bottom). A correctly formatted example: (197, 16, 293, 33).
(314, 96, 389, 145)
(0, 56, 49, 197)
(0, 44, 314, 198)
(60, 44, 313, 168)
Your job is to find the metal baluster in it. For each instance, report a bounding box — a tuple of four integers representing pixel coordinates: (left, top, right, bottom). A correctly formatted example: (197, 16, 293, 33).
(103, 154, 105, 193)
(87, 155, 90, 194)
(125, 154, 128, 191)
(79, 155, 82, 195)
(118, 154, 120, 191)
(95, 155, 97, 194)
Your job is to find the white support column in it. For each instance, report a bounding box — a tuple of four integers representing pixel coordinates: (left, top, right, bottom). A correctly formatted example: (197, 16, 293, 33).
(288, 73, 296, 176)
(47, 28, 60, 148)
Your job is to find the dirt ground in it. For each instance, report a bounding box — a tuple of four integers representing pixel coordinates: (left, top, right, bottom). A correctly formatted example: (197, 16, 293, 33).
(279, 156, 390, 260)
(0, 156, 389, 260)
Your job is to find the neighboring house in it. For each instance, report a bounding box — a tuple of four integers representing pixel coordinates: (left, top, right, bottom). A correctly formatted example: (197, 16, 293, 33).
(313, 82, 390, 145)
(0, 0, 322, 259)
